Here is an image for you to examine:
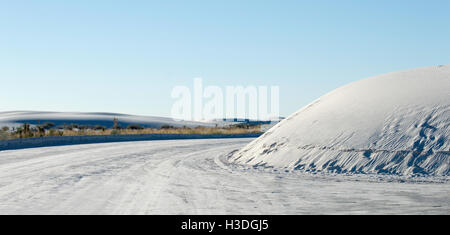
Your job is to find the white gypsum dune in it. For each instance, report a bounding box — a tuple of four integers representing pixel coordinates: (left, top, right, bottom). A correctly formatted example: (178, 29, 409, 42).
(231, 65, 450, 176)
(0, 111, 221, 129)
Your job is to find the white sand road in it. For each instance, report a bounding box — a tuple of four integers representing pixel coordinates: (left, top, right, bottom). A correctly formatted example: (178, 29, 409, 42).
(0, 138, 448, 214)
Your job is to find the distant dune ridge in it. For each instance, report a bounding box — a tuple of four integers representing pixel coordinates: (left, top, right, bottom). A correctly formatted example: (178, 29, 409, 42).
(231, 65, 450, 176)
(0, 111, 220, 129)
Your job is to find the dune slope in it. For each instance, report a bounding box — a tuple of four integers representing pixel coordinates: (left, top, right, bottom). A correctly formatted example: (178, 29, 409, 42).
(231, 65, 450, 176)
(0, 111, 218, 129)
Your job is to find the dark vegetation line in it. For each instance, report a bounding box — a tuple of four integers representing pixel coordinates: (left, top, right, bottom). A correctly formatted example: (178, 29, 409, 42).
(0, 118, 263, 140)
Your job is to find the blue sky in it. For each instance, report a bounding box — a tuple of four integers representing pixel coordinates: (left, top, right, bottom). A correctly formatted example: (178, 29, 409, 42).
(1, 0, 449, 118)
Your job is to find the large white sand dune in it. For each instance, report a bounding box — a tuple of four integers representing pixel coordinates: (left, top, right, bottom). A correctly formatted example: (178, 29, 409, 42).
(0, 111, 219, 129)
(231, 65, 450, 176)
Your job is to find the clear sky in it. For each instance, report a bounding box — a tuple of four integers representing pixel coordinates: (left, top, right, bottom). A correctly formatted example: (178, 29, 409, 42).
(1, 0, 449, 118)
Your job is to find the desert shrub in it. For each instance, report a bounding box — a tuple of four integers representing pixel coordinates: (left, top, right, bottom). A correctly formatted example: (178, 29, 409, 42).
(64, 124, 74, 130)
(230, 123, 259, 129)
(15, 127, 23, 138)
(111, 129, 120, 135)
(93, 125, 106, 131)
(48, 129, 57, 136)
(78, 125, 89, 130)
(1, 126, 9, 132)
(36, 125, 45, 137)
(127, 124, 144, 130)
(113, 118, 122, 130)
(0, 130, 8, 140)
(17, 123, 33, 138)
(42, 122, 55, 130)
(161, 125, 175, 129)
